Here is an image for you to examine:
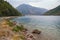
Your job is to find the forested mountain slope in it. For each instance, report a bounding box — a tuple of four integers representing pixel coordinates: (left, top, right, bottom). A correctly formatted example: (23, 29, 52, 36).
(44, 5, 60, 15)
(0, 0, 22, 16)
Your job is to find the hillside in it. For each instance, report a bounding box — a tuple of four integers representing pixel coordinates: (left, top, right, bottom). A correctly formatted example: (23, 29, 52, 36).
(0, 0, 22, 16)
(44, 5, 60, 15)
(16, 4, 48, 15)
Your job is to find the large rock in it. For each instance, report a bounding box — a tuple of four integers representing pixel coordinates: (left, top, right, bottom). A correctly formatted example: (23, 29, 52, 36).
(32, 29, 41, 34)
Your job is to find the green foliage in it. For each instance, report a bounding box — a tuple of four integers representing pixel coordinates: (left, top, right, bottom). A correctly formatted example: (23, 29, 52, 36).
(5, 19, 24, 32)
(0, 0, 22, 16)
(0, 0, 4, 3)
(7, 20, 14, 26)
(12, 25, 24, 32)
(44, 5, 60, 15)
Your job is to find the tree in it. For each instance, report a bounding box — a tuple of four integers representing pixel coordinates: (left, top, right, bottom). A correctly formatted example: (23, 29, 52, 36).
(0, 0, 22, 16)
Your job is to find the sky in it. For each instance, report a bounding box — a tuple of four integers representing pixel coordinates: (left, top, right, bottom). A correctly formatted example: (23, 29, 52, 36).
(6, 0, 60, 10)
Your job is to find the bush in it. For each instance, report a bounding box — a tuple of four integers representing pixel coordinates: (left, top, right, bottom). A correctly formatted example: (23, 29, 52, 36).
(6, 19, 14, 26)
(12, 25, 24, 32)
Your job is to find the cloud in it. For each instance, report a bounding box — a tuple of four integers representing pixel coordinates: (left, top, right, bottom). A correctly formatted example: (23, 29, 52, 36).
(6, 0, 42, 7)
(7, 0, 60, 10)
(29, 0, 60, 10)
(7, 0, 42, 2)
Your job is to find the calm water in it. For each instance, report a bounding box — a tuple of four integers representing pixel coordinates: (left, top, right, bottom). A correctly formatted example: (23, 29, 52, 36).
(13, 16, 60, 40)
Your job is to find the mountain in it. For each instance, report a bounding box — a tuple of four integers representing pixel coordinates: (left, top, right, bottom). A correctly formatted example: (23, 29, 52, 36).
(44, 5, 60, 15)
(16, 4, 48, 15)
(0, 0, 22, 17)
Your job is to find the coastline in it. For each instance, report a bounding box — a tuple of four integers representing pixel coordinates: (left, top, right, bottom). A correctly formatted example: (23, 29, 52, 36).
(0, 19, 41, 40)
(0, 16, 60, 40)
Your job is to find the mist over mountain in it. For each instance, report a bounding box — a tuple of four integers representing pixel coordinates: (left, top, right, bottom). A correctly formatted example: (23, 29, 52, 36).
(16, 4, 48, 15)
(44, 5, 60, 15)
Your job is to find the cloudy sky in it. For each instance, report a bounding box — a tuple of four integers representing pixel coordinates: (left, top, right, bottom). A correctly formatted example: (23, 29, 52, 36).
(6, 0, 60, 10)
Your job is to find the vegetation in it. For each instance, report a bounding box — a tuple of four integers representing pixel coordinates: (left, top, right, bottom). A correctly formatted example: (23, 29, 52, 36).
(44, 5, 60, 15)
(0, 0, 22, 16)
(0, 19, 39, 40)
(6, 19, 14, 26)
(0, 19, 25, 40)
(12, 25, 24, 32)
(12, 35, 25, 40)
(4, 19, 25, 32)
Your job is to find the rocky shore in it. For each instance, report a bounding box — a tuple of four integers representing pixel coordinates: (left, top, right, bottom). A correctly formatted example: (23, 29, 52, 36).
(0, 19, 41, 40)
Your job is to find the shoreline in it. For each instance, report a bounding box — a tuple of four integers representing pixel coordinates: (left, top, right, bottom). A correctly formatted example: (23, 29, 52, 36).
(0, 17, 60, 40)
(0, 19, 41, 40)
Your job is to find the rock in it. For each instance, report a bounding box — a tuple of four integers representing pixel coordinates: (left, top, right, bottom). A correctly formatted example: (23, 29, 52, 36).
(27, 38, 32, 40)
(13, 21, 17, 25)
(32, 29, 41, 34)
(26, 33, 36, 40)
(22, 28, 28, 32)
(22, 28, 28, 35)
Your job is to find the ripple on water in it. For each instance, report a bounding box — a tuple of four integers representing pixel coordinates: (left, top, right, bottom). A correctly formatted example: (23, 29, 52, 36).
(12, 16, 60, 40)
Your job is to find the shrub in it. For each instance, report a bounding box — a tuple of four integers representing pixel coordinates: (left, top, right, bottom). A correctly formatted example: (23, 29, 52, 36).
(12, 25, 24, 32)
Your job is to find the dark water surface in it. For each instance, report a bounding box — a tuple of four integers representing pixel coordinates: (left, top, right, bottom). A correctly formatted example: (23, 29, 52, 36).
(12, 16, 60, 40)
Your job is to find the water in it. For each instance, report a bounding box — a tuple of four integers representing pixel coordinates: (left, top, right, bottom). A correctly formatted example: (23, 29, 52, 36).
(12, 16, 60, 40)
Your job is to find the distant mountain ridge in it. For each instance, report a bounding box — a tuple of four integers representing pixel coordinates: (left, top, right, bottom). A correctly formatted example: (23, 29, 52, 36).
(44, 5, 60, 15)
(16, 4, 48, 15)
(0, 0, 22, 16)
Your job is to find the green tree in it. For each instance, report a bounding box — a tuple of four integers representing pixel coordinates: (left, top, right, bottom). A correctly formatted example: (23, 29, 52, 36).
(0, 0, 22, 16)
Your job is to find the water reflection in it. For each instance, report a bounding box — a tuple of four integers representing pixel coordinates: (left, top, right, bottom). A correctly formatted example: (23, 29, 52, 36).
(12, 16, 60, 40)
